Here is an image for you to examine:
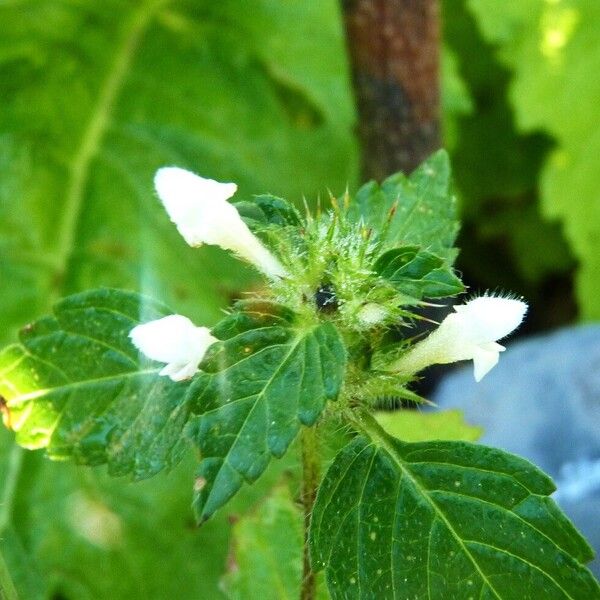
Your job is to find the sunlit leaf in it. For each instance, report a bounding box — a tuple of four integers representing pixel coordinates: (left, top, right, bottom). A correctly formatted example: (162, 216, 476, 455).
(468, 0, 600, 318)
(0, 0, 357, 345)
(376, 409, 483, 442)
(0, 288, 192, 479)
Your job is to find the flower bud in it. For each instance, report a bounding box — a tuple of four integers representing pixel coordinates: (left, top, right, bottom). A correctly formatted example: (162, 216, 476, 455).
(390, 295, 527, 382)
(129, 314, 217, 382)
(154, 167, 287, 279)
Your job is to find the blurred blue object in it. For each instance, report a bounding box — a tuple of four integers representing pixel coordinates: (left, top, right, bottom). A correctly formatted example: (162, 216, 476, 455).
(432, 325, 600, 576)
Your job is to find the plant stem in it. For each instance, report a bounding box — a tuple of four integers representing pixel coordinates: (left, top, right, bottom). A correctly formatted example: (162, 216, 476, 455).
(300, 426, 320, 600)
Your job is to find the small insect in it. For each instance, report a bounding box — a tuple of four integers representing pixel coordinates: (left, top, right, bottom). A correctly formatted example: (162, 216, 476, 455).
(0, 394, 11, 430)
(314, 283, 338, 313)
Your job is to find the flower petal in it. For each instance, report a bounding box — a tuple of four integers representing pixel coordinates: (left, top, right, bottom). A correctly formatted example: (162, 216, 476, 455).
(153, 166, 287, 279)
(455, 296, 527, 344)
(154, 167, 238, 247)
(472, 345, 500, 382)
(129, 315, 217, 381)
(160, 361, 199, 382)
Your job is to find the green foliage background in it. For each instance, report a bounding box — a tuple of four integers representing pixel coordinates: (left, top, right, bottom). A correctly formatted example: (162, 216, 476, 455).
(0, 0, 598, 598)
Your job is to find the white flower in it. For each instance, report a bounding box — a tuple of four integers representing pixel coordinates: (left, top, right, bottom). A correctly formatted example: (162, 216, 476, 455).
(154, 167, 287, 279)
(129, 314, 217, 382)
(390, 295, 527, 382)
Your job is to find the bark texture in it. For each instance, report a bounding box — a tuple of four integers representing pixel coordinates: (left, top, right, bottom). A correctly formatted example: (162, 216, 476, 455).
(342, 0, 441, 179)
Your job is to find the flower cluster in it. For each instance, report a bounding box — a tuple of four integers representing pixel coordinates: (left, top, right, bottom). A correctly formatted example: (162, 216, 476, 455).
(130, 167, 527, 383)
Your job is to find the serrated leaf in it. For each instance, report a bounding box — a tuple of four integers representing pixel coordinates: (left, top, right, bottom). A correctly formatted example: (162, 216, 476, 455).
(376, 409, 483, 442)
(311, 414, 600, 599)
(0, 288, 194, 480)
(348, 150, 460, 261)
(374, 245, 464, 299)
(186, 302, 346, 522)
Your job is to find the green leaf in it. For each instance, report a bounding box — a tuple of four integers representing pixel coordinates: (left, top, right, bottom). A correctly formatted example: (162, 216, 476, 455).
(222, 481, 333, 600)
(374, 246, 464, 299)
(0, 426, 297, 600)
(442, 1, 566, 292)
(221, 484, 303, 600)
(0, 288, 194, 479)
(235, 194, 303, 228)
(348, 150, 460, 261)
(376, 409, 483, 442)
(0, 0, 357, 345)
(468, 0, 600, 318)
(0, 547, 19, 600)
(311, 413, 600, 599)
(442, 45, 474, 151)
(187, 302, 346, 522)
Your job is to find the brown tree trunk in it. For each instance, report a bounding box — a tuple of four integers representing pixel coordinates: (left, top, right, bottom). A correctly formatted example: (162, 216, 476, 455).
(342, 0, 441, 180)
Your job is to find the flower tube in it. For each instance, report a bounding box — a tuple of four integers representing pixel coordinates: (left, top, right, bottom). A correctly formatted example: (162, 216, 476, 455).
(390, 295, 527, 382)
(154, 167, 287, 279)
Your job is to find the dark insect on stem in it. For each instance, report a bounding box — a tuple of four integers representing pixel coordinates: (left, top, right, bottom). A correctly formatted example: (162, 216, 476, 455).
(314, 284, 338, 313)
(0, 394, 12, 430)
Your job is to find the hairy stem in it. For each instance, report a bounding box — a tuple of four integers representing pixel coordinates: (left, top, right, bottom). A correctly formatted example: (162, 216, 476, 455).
(300, 426, 320, 600)
(347, 406, 390, 445)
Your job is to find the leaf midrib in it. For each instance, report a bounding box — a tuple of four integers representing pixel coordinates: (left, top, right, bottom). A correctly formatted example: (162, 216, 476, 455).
(356, 413, 504, 600)
(358, 413, 579, 600)
(200, 325, 320, 515)
(55, 0, 166, 279)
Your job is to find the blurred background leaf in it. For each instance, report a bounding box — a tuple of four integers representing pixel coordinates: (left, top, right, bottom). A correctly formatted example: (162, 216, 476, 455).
(466, 0, 600, 320)
(442, 0, 577, 332)
(375, 409, 483, 443)
(0, 426, 298, 599)
(0, 0, 357, 345)
(221, 483, 303, 600)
